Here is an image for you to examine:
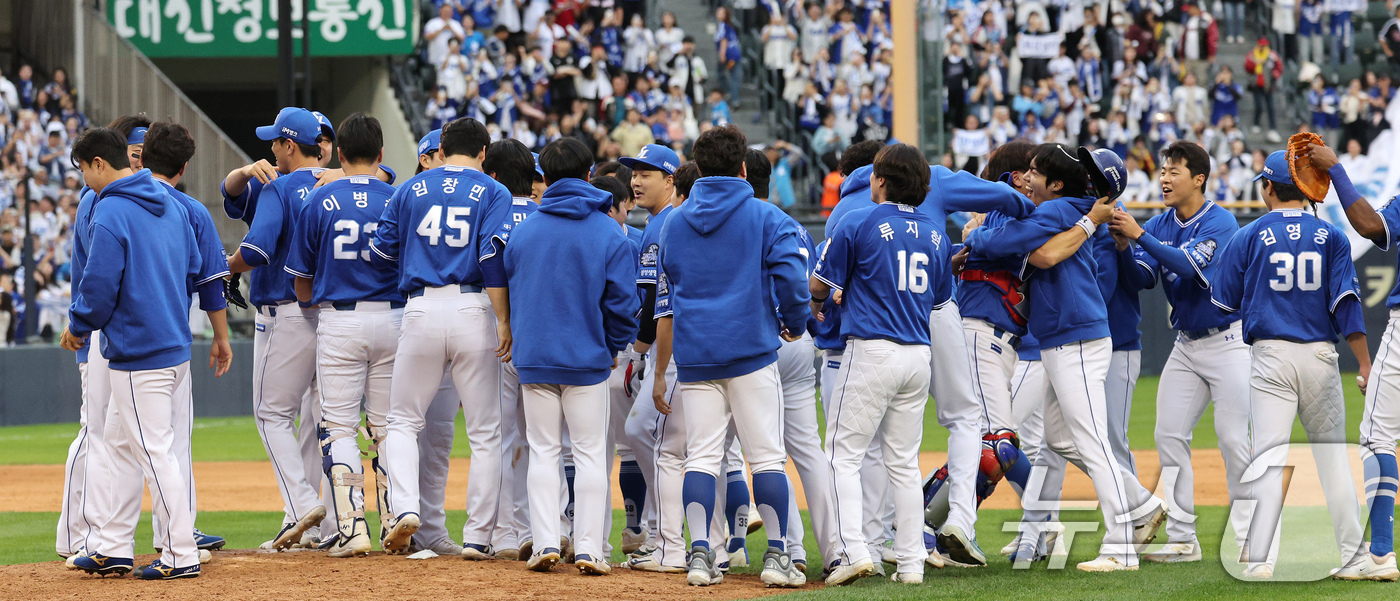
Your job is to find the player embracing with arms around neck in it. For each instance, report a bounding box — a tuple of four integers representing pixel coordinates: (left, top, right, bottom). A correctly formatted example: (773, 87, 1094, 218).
(1209, 149, 1378, 580)
(1110, 141, 1254, 563)
(813, 144, 948, 585)
(506, 137, 640, 574)
(963, 143, 1161, 572)
(1302, 140, 1400, 581)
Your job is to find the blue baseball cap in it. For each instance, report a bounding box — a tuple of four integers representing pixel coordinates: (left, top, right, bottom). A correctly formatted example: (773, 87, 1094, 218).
(311, 111, 335, 141)
(126, 127, 147, 145)
(418, 129, 442, 156)
(619, 144, 680, 175)
(533, 152, 544, 179)
(255, 107, 321, 144)
(1253, 150, 1293, 185)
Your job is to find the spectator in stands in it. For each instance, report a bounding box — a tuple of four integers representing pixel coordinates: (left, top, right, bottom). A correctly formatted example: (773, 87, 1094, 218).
(1176, 3, 1217, 84)
(783, 48, 810, 104)
(1244, 36, 1283, 143)
(425, 4, 467, 69)
(15, 65, 33, 110)
(1173, 71, 1208, 130)
(799, 3, 832, 66)
(1297, 0, 1325, 66)
(1382, 5, 1400, 74)
(0, 67, 16, 115)
(945, 41, 972, 129)
(763, 12, 799, 73)
(623, 13, 654, 73)
(427, 87, 458, 130)
(811, 111, 846, 164)
(1332, 0, 1357, 73)
(655, 11, 684, 66)
(715, 6, 743, 110)
(952, 114, 991, 174)
(1308, 75, 1340, 133)
(706, 88, 732, 126)
(1220, 0, 1245, 43)
(670, 36, 707, 107)
(1341, 78, 1371, 151)
(611, 107, 654, 157)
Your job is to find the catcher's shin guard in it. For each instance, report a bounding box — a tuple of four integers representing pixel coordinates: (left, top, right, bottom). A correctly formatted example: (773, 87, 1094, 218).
(975, 429, 1022, 500)
(364, 423, 392, 543)
(327, 462, 371, 557)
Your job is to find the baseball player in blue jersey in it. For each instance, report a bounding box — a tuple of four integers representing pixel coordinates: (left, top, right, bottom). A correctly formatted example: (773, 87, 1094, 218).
(814, 144, 949, 586)
(965, 143, 1161, 572)
(1297, 141, 1400, 580)
(372, 117, 513, 558)
(506, 138, 640, 574)
(483, 140, 545, 560)
(283, 114, 402, 558)
(652, 125, 810, 588)
(226, 107, 331, 550)
(1110, 141, 1253, 562)
(1210, 149, 1376, 580)
(63, 128, 204, 580)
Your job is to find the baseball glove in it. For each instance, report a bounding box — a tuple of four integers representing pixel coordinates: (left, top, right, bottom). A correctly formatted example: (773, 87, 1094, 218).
(1287, 132, 1331, 202)
(225, 273, 249, 310)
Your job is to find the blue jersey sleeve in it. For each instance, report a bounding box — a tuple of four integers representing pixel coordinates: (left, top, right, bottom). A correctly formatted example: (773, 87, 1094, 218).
(380, 165, 397, 186)
(223, 177, 265, 224)
(936, 166, 1037, 218)
(603, 238, 642, 354)
(239, 185, 285, 268)
(1092, 226, 1117, 305)
(964, 200, 1076, 258)
(1208, 228, 1248, 313)
(813, 216, 856, 291)
(477, 183, 513, 288)
(654, 252, 672, 319)
(1328, 229, 1361, 313)
(1377, 197, 1400, 251)
(188, 201, 229, 312)
(368, 185, 403, 266)
(767, 215, 813, 333)
(1119, 244, 1157, 291)
(283, 200, 318, 279)
(69, 225, 125, 336)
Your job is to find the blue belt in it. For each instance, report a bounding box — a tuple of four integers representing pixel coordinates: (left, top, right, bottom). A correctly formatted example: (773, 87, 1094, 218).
(1180, 326, 1228, 341)
(993, 326, 1022, 350)
(407, 284, 484, 298)
(330, 301, 406, 311)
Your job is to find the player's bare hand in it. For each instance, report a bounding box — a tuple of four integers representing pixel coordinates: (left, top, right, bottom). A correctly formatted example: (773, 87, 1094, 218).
(653, 377, 671, 415)
(496, 322, 513, 362)
(950, 246, 970, 275)
(1307, 142, 1340, 172)
(313, 168, 346, 188)
(810, 300, 825, 322)
(1110, 209, 1144, 240)
(833, 289, 843, 305)
(210, 337, 233, 377)
(243, 159, 278, 184)
(961, 213, 985, 239)
(1358, 364, 1371, 394)
(780, 327, 801, 342)
(1088, 201, 1114, 225)
(59, 328, 85, 351)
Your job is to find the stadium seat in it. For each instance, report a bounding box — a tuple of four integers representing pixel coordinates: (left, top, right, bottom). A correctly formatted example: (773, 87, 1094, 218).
(1368, 1, 1393, 27)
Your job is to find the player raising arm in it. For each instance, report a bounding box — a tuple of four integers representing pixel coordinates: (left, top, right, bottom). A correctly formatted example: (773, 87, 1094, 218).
(1304, 141, 1400, 580)
(1209, 150, 1384, 580)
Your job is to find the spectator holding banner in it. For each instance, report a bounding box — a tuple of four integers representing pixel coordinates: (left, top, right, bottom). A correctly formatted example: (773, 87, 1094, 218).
(1017, 12, 1058, 84)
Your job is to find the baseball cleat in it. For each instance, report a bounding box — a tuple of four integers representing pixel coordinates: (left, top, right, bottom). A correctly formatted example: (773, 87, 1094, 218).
(621, 528, 647, 555)
(72, 553, 133, 576)
(747, 506, 763, 534)
(461, 543, 491, 561)
(428, 540, 464, 557)
(527, 547, 561, 572)
(1132, 498, 1169, 551)
(64, 546, 90, 569)
(728, 543, 749, 568)
(686, 545, 724, 586)
(794, 558, 807, 573)
(824, 558, 875, 586)
(576, 554, 612, 575)
(193, 528, 226, 551)
(1009, 538, 1046, 564)
(927, 547, 946, 568)
(493, 547, 520, 561)
(880, 543, 898, 565)
(199, 549, 213, 564)
(1143, 542, 1201, 563)
(561, 536, 575, 564)
(327, 532, 371, 558)
(1243, 563, 1274, 579)
(381, 513, 420, 555)
(137, 560, 200, 580)
(938, 524, 987, 567)
(1077, 555, 1138, 572)
(625, 548, 685, 573)
(270, 505, 327, 551)
(1332, 552, 1400, 581)
(760, 547, 805, 588)
(891, 571, 923, 584)
(518, 538, 533, 560)
(1001, 536, 1020, 557)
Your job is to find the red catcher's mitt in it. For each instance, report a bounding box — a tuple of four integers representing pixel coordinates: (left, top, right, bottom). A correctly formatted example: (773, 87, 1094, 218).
(1287, 132, 1331, 202)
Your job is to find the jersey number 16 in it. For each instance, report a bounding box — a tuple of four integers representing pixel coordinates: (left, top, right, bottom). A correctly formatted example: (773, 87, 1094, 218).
(897, 250, 929, 293)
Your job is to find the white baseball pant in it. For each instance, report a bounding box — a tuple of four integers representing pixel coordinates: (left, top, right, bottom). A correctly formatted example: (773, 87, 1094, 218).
(1245, 340, 1363, 566)
(490, 361, 527, 552)
(58, 331, 118, 555)
(650, 360, 729, 567)
(625, 356, 664, 540)
(252, 304, 324, 531)
(601, 347, 640, 555)
(383, 288, 503, 548)
(415, 374, 461, 550)
(1041, 338, 1154, 564)
(929, 303, 982, 536)
(98, 363, 198, 569)
(524, 382, 610, 561)
(825, 339, 933, 574)
(777, 333, 835, 566)
(1010, 358, 1072, 531)
(963, 318, 1019, 434)
(1360, 310, 1400, 459)
(821, 350, 894, 559)
(316, 304, 400, 534)
(1155, 323, 1252, 547)
(1105, 350, 1141, 474)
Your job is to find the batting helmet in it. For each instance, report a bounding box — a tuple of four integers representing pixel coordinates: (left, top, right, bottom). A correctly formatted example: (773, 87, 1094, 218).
(1078, 146, 1127, 201)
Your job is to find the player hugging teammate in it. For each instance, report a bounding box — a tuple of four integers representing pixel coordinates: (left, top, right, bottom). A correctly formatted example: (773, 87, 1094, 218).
(55, 107, 1400, 585)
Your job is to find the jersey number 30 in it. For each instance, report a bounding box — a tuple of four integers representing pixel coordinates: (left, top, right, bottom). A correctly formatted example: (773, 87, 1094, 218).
(1268, 251, 1322, 292)
(416, 205, 472, 247)
(897, 250, 929, 293)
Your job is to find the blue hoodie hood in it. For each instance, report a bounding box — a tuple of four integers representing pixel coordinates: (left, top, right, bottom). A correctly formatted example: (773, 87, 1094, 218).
(676, 176, 754, 235)
(839, 165, 872, 197)
(540, 178, 615, 219)
(99, 169, 166, 217)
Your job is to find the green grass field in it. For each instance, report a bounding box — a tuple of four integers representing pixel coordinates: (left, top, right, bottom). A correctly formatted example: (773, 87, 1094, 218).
(3, 373, 1388, 599)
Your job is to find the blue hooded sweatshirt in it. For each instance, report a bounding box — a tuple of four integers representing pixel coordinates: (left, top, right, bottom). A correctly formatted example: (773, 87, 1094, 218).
(824, 165, 874, 239)
(505, 178, 640, 386)
(658, 176, 811, 382)
(965, 194, 1109, 349)
(69, 170, 201, 371)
